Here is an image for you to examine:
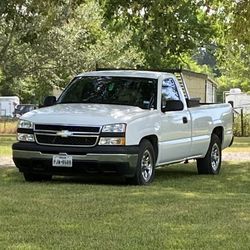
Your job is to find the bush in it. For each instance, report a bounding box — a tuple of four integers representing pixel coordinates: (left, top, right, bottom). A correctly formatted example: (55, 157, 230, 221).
(233, 113, 250, 137)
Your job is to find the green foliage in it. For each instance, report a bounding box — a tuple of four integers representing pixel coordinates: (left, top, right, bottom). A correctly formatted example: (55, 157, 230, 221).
(103, 0, 216, 69)
(216, 40, 250, 95)
(48, 1, 145, 88)
(0, 0, 74, 100)
(215, 0, 250, 96)
(233, 113, 250, 137)
(0, 0, 249, 103)
(0, 0, 144, 103)
(231, 0, 250, 45)
(216, 74, 250, 103)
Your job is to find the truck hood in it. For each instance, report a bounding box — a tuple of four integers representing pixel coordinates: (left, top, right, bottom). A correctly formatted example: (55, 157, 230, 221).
(22, 103, 152, 126)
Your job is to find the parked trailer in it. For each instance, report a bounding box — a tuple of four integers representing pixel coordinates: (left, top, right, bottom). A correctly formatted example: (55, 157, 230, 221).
(0, 96, 20, 117)
(225, 88, 250, 113)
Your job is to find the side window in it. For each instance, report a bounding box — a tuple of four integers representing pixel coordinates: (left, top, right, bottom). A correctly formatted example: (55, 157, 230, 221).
(162, 78, 180, 109)
(162, 78, 180, 101)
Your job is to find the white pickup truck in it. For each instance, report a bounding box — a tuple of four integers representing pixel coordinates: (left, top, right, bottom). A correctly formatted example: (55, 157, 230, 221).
(12, 70, 233, 185)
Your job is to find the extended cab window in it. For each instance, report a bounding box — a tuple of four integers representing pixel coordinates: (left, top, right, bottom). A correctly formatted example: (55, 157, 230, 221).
(58, 76, 157, 109)
(161, 78, 181, 109)
(162, 78, 180, 101)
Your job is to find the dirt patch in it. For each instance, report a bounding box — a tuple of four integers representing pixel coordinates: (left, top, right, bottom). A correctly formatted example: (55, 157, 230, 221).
(0, 157, 14, 168)
(222, 152, 250, 162)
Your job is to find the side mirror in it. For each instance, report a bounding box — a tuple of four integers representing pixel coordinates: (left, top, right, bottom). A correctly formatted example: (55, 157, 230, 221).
(162, 100, 184, 112)
(43, 96, 56, 107)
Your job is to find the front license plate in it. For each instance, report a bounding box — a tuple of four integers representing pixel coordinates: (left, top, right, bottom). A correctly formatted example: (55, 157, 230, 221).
(52, 155, 73, 167)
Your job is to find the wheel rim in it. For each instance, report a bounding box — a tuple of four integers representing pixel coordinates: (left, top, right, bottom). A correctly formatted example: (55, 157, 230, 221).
(141, 149, 153, 182)
(211, 143, 220, 171)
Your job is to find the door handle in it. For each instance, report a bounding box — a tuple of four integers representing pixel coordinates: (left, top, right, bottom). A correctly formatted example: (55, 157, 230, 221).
(182, 117, 188, 124)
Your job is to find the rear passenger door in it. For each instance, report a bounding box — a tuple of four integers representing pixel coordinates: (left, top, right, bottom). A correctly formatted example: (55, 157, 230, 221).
(158, 77, 192, 164)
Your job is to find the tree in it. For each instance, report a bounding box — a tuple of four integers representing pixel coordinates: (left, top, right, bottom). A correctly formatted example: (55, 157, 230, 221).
(0, 0, 144, 103)
(214, 0, 250, 98)
(0, 0, 76, 99)
(1, 0, 249, 104)
(47, 0, 145, 88)
(102, 0, 218, 69)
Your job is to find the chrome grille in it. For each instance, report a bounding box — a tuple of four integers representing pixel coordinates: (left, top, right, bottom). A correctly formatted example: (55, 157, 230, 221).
(34, 124, 100, 134)
(34, 124, 100, 147)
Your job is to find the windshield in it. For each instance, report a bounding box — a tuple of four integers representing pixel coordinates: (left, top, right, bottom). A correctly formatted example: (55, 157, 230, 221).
(58, 76, 158, 109)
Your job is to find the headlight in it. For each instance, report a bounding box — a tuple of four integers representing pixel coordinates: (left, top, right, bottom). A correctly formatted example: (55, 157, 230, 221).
(18, 120, 34, 129)
(17, 119, 34, 142)
(102, 123, 126, 133)
(100, 124, 126, 145)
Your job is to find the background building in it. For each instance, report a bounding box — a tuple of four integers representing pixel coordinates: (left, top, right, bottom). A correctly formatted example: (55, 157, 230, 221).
(181, 70, 217, 103)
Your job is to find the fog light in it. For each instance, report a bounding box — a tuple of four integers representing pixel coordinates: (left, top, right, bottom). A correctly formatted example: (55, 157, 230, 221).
(99, 137, 125, 145)
(17, 133, 35, 142)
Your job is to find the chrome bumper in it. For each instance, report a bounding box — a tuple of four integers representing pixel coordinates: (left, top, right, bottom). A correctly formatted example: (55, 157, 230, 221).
(13, 150, 138, 168)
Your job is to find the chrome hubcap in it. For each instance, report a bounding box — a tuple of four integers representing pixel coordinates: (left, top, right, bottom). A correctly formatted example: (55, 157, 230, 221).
(141, 149, 153, 182)
(211, 143, 220, 171)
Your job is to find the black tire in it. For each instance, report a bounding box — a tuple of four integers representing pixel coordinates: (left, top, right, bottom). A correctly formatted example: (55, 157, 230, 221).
(127, 139, 155, 185)
(23, 173, 52, 182)
(197, 134, 222, 175)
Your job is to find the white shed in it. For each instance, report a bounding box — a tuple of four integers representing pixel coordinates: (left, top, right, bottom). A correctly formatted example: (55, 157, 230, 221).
(181, 70, 217, 103)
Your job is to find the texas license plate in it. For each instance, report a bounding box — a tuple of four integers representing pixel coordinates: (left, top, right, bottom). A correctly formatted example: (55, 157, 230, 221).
(52, 155, 73, 167)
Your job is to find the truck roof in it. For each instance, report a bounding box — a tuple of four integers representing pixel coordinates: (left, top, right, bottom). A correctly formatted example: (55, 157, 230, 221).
(77, 70, 173, 79)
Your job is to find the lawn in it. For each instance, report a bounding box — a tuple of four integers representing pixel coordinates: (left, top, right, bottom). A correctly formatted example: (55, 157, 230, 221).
(224, 137, 250, 153)
(0, 136, 250, 249)
(0, 134, 17, 156)
(0, 162, 250, 250)
(0, 162, 250, 249)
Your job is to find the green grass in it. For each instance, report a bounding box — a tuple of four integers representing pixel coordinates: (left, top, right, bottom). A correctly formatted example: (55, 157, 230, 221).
(0, 136, 249, 249)
(0, 162, 250, 249)
(225, 137, 250, 153)
(231, 137, 250, 147)
(0, 135, 16, 156)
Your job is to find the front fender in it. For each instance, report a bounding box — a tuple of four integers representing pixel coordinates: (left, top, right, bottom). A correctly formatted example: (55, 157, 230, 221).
(126, 111, 160, 145)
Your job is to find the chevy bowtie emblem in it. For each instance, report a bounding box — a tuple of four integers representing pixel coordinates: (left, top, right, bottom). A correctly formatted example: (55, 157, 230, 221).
(56, 130, 73, 137)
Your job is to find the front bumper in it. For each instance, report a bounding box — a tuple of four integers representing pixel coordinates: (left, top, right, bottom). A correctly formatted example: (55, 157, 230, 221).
(12, 142, 139, 177)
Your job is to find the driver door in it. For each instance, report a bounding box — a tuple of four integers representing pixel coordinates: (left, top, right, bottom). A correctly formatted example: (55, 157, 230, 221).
(158, 77, 192, 164)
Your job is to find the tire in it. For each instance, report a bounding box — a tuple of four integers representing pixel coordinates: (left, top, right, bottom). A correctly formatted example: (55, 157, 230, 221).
(23, 173, 52, 182)
(127, 139, 155, 185)
(197, 134, 222, 175)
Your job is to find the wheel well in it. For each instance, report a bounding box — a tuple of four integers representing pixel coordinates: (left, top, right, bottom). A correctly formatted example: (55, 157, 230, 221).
(212, 127, 223, 143)
(140, 135, 158, 162)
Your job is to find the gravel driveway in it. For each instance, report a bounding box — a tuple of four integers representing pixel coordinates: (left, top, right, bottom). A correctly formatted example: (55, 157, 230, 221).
(0, 157, 15, 168)
(0, 152, 249, 168)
